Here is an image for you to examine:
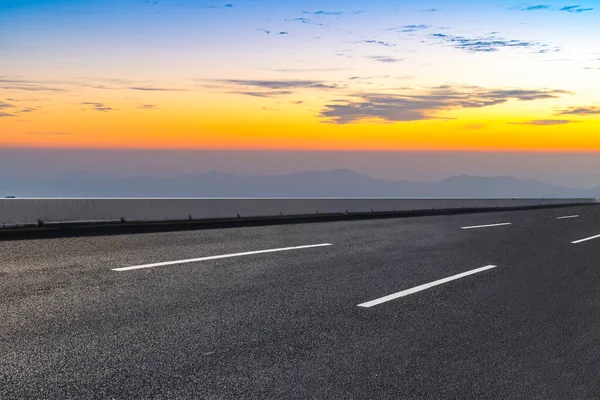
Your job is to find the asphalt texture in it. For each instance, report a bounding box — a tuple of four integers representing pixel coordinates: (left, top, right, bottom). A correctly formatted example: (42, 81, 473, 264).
(2, 205, 600, 399)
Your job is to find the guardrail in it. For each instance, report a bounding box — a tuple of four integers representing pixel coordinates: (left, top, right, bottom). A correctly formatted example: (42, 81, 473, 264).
(1, 198, 597, 228)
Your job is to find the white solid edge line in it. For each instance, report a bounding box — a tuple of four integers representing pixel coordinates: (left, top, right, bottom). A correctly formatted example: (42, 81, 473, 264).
(460, 223, 512, 230)
(357, 265, 498, 308)
(571, 235, 600, 244)
(113, 243, 333, 271)
(557, 215, 580, 220)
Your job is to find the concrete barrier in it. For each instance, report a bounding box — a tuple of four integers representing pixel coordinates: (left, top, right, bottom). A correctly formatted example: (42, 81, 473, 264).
(0, 198, 597, 227)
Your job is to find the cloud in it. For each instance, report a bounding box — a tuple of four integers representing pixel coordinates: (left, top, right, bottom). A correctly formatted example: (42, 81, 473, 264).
(229, 90, 295, 98)
(422, 8, 443, 12)
(205, 79, 341, 98)
(0, 78, 70, 92)
(556, 105, 600, 115)
(306, 11, 343, 15)
(0, 84, 66, 92)
(0, 101, 15, 109)
(0, 112, 15, 117)
(365, 56, 404, 63)
(358, 40, 396, 48)
(402, 24, 431, 33)
(560, 5, 593, 12)
(429, 32, 553, 53)
(81, 102, 115, 112)
(139, 104, 159, 109)
(213, 79, 339, 90)
(347, 74, 396, 82)
(521, 5, 551, 10)
(536, 47, 561, 54)
(519, 4, 593, 12)
(319, 86, 570, 124)
(290, 17, 324, 26)
(19, 108, 37, 113)
(258, 29, 288, 35)
(484, 88, 569, 101)
(509, 119, 576, 125)
(2, 76, 168, 94)
(81, 84, 122, 90)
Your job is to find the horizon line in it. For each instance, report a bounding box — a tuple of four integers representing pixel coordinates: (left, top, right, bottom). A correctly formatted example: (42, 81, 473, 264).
(2, 147, 600, 154)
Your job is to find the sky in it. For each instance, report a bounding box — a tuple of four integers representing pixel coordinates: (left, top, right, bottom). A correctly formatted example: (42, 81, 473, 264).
(2, 0, 600, 152)
(2, 1, 600, 188)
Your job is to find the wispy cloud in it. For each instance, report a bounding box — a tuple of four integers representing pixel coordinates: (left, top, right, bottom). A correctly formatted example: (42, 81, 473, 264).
(0, 101, 15, 109)
(139, 104, 159, 109)
(304, 10, 343, 15)
(81, 102, 115, 112)
(319, 86, 570, 124)
(560, 5, 593, 12)
(290, 17, 324, 27)
(358, 40, 396, 48)
(204, 79, 341, 98)
(556, 105, 600, 115)
(0, 84, 67, 92)
(0, 78, 70, 92)
(2, 76, 184, 94)
(519, 4, 593, 12)
(258, 29, 289, 35)
(365, 55, 404, 63)
(211, 79, 339, 90)
(428, 32, 554, 53)
(0, 112, 15, 118)
(387, 24, 431, 33)
(402, 24, 431, 33)
(509, 119, 576, 125)
(521, 5, 551, 11)
(229, 90, 295, 98)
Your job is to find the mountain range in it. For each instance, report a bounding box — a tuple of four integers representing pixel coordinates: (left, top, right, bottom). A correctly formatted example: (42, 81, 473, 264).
(1, 169, 598, 198)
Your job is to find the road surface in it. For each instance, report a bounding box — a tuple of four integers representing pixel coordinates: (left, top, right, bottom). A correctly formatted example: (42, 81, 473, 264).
(2, 205, 600, 399)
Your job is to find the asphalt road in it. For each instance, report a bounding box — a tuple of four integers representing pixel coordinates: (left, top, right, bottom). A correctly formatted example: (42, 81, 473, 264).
(2, 205, 600, 399)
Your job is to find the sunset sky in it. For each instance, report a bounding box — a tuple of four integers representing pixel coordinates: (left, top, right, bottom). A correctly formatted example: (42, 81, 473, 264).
(2, 0, 600, 152)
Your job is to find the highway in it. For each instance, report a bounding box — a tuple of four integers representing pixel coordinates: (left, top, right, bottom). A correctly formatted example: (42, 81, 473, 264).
(2, 205, 600, 399)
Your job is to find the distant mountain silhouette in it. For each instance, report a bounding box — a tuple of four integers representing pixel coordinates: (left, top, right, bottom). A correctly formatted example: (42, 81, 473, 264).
(1, 169, 597, 198)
